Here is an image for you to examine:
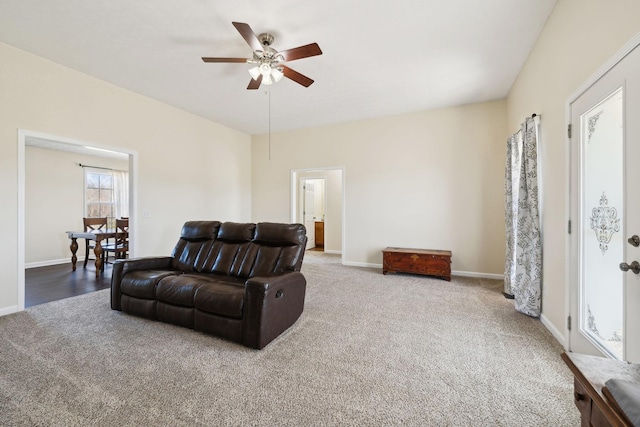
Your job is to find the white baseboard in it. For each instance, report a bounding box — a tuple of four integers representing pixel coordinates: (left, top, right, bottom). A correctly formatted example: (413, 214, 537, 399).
(26, 257, 84, 269)
(451, 270, 504, 280)
(323, 249, 342, 255)
(343, 261, 380, 268)
(0, 305, 19, 317)
(342, 262, 503, 280)
(541, 313, 567, 349)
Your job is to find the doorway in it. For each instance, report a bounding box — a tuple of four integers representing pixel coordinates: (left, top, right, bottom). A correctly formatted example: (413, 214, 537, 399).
(568, 34, 640, 362)
(301, 178, 325, 250)
(291, 167, 344, 260)
(17, 130, 137, 311)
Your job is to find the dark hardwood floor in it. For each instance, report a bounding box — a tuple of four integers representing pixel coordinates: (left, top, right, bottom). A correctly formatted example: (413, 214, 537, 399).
(25, 262, 112, 308)
(26, 248, 319, 307)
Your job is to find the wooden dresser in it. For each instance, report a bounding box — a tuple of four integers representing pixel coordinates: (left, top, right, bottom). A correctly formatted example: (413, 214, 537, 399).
(382, 247, 452, 281)
(562, 352, 638, 426)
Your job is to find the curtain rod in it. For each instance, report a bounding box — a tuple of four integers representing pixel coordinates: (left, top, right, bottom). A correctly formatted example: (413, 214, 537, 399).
(78, 163, 128, 172)
(78, 163, 112, 171)
(512, 114, 540, 136)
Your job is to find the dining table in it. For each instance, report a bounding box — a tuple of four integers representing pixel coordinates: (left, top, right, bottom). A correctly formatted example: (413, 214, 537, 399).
(66, 229, 120, 277)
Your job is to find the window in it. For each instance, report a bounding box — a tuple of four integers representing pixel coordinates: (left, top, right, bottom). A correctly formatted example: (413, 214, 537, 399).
(85, 169, 115, 218)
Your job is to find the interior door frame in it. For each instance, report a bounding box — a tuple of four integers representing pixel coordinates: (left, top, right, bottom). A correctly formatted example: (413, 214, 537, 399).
(301, 177, 318, 249)
(291, 167, 345, 263)
(17, 129, 138, 311)
(565, 31, 640, 354)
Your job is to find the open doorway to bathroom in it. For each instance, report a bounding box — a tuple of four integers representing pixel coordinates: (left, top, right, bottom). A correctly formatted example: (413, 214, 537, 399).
(300, 177, 325, 250)
(291, 168, 344, 260)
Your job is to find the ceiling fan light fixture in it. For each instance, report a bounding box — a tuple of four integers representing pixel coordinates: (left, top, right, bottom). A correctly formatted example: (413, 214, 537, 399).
(259, 63, 271, 77)
(250, 62, 282, 85)
(272, 67, 284, 82)
(248, 66, 261, 80)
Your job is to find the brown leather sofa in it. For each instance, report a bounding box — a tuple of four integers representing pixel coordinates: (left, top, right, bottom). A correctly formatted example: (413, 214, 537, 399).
(111, 221, 307, 349)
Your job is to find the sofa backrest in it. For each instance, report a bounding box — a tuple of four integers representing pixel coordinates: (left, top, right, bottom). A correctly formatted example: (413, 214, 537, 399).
(172, 221, 307, 278)
(171, 221, 221, 271)
(199, 222, 256, 276)
(247, 222, 307, 277)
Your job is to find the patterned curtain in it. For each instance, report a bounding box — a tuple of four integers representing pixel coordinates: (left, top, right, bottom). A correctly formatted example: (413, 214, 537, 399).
(504, 117, 542, 317)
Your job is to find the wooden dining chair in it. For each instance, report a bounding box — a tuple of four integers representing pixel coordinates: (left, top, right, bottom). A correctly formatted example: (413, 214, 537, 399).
(83, 217, 108, 268)
(102, 218, 129, 264)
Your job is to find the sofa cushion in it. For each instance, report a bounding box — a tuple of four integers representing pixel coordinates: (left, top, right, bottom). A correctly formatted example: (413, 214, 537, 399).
(216, 222, 255, 242)
(171, 221, 221, 272)
(156, 274, 209, 307)
(194, 280, 245, 319)
(121, 295, 157, 319)
(156, 302, 194, 328)
(203, 241, 252, 276)
(194, 311, 242, 342)
(200, 222, 256, 277)
(120, 270, 177, 299)
(253, 222, 306, 247)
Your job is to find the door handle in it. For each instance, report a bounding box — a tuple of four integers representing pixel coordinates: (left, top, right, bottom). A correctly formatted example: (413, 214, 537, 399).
(628, 235, 640, 247)
(620, 261, 640, 274)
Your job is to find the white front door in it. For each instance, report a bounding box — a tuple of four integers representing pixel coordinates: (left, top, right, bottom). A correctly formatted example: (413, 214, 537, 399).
(569, 39, 640, 362)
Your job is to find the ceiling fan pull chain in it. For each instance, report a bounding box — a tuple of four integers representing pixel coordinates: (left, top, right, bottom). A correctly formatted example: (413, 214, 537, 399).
(268, 87, 271, 161)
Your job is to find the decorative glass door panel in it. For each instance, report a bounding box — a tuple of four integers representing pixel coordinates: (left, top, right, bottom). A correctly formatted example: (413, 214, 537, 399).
(571, 39, 640, 362)
(580, 87, 624, 359)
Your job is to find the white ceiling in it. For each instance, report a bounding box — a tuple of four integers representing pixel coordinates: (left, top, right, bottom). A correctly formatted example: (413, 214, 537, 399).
(0, 0, 557, 135)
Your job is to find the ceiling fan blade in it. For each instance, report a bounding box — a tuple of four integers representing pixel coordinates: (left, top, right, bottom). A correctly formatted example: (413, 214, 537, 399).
(232, 22, 263, 52)
(282, 66, 314, 87)
(202, 57, 248, 63)
(279, 43, 323, 62)
(247, 74, 263, 90)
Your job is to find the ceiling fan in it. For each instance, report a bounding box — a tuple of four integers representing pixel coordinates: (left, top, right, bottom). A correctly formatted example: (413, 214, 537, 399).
(202, 22, 322, 90)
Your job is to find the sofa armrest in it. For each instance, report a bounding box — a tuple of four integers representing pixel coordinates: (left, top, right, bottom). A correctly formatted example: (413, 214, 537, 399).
(242, 272, 307, 349)
(111, 256, 173, 310)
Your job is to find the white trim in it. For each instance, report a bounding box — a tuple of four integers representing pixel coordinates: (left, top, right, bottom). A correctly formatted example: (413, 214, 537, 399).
(565, 88, 573, 352)
(541, 313, 567, 349)
(0, 305, 19, 317)
(567, 32, 640, 104)
(451, 270, 504, 280)
(343, 260, 379, 268)
(291, 166, 346, 264)
(129, 151, 138, 256)
(17, 129, 138, 313)
(323, 249, 342, 255)
(344, 261, 504, 280)
(564, 31, 640, 354)
(17, 129, 26, 312)
(25, 258, 84, 269)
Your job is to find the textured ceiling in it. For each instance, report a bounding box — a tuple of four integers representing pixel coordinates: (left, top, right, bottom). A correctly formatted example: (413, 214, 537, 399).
(0, 0, 557, 135)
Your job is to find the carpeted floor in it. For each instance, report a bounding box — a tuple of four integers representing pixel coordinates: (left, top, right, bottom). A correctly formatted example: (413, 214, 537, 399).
(0, 252, 579, 426)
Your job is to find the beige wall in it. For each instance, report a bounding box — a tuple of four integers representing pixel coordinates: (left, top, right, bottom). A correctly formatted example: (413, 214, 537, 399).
(25, 147, 129, 265)
(8, 0, 637, 342)
(0, 42, 251, 313)
(252, 99, 508, 272)
(507, 0, 640, 339)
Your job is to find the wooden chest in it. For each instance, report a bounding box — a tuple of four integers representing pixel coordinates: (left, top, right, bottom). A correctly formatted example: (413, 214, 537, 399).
(382, 247, 452, 281)
(562, 352, 636, 427)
